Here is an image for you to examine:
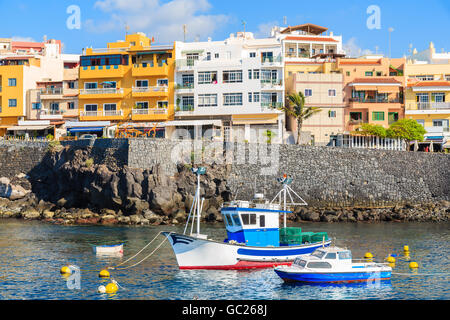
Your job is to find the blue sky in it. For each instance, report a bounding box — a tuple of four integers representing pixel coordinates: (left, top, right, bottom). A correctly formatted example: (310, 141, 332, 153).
(0, 0, 449, 58)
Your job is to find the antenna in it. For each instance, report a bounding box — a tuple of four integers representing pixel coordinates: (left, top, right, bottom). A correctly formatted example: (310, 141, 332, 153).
(388, 27, 394, 58)
(125, 23, 130, 36)
(283, 16, 287, 26)
(183, 24, 187, 42)
(242, 20, 246, 34)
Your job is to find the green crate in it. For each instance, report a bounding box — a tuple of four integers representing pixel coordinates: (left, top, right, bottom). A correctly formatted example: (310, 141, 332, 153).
(300, 232, 315, 243)
(311, 232, 329, 243)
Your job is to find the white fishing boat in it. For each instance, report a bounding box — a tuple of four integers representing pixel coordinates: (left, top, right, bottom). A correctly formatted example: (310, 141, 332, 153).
(274, 246, 392, 283)
(163, 168, 332, 270)
(93, 243, 124, 255)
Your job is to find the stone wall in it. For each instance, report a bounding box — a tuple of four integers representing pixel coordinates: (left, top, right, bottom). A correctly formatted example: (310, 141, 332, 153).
(0, 141, 49, 179)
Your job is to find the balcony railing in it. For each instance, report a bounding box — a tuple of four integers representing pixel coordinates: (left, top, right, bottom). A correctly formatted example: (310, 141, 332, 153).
(80, 111, 99, 117)
(176, 59, 197, 69)
(40, 88, 63, 95)
(103, 110, 123, 117)
(132, 108, 168, 115)
(261, 102, 283, 109)
(261, 79, 283, 87)
(417, 102, 450, 110)
(349, 119, 364, 125)
(350, 97, 401, 103)
(80, 88, 124, 95)
(176, 105, 195, 112)
(261, 56, 282, 65)
(175, 83, 195, 90)
(132, 86, 168, 93)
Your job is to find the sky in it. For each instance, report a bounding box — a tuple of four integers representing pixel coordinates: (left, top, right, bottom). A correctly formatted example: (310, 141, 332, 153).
(0, 0, 449, 58)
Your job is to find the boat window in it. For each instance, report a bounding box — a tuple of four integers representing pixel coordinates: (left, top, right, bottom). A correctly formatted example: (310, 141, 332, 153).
(338, 251, 352, 260)
(306, 261, 332, 269)
(325, 253, 337, 260)
(260, 215, 265, 227)
(311, 250, 326, 259)
(294, 258, 307, 268)
(232, 214, 242, 226)
(224, 214, 233, 226)
(240, 213, 256, 225)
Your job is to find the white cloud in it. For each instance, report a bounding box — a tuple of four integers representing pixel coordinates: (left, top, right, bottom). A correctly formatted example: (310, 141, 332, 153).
(86, 0, 230, 43)
(11, 36, 37, 42)
(254, 21, 278, 39)
(343, 37, 377, 58)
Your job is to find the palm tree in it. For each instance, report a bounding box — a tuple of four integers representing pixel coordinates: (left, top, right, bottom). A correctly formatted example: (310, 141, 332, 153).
(280, 91, 322, 145)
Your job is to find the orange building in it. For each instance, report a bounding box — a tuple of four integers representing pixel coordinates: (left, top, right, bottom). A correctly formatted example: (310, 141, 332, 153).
(336, 56, 406, 131)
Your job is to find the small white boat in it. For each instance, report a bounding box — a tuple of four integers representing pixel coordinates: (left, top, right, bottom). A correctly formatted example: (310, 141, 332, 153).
(93, 243, 124, 255)
(274, 246, 392, 283)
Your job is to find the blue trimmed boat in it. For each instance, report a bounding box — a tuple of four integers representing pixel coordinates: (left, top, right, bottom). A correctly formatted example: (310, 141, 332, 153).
(274, 246, 392, 283)
(93, 243, 124, 255)
(163, 170, 332, 270)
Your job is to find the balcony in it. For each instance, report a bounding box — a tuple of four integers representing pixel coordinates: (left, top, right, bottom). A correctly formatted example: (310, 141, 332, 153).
(132, 86, 168, 97)
(132, 62, 169, 77)
(80, 65, 125, 79)
(350, 97, 401, 104)
(417, 102, 450, 110)
(39, 87, 64, 99)
(131, 108, 171, 121)
(261, 56, 283, 68)
(261, 79, 283, 90)
(405, 101, 450, 115)
(79, 88, 124, 99)
(261, 102, 283, 110)
(175, 83, 194, 94)
(175, 59, 197, 71)
(80, 109, 124, 120)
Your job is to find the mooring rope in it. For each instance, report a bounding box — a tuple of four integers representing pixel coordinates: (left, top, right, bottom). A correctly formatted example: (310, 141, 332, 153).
(392, 272, 450, 276)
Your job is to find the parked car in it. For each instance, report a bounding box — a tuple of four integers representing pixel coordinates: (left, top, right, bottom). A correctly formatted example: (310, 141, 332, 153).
(79, 134, 97, 140)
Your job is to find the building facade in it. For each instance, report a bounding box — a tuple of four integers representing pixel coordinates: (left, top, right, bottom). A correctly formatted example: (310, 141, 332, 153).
(172, 32, 285, 143)
(78, 33, 175, 137)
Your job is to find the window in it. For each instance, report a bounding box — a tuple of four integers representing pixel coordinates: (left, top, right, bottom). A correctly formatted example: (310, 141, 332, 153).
(325, 253, 337, 259)
(248, 70, 252, 80)
(198, 94, 217, 107)
(328, 89, 336, 97)
(372, 111, 385, 121)
(250, 52, 256, 58)
(32, 103, 41, 110)
(240, 214, 257, 225)
(85, 104, 97, 111)
(67, 81, 76, 89)
(446, 75, 450, 81)
(80, 54, 127, 67)
(84, 82, 97, 89)
(365, 71, 373, 77)
(104, 103, 117, 111)
(350, 112, 362, 121)
(416, 119, 425, 127)
(136, 102, 149, 109)
(338, 251, 352, 260)
(253, 92, 260, 103)
(68, 102, 75, 110)
(182, 74, 194, 86)
(50, 102, 59, 111)
(157, 101, 168, 109)
(416, 75, 434, 81)
(259, 215, 265, 228)
(198, 72, 217, 84)
(306, 261, 332, 269)
(231, 214, 242, 226)
(305, 89, 312, 97)
(328, 110, 336, 118)
(8, 99, 17, 107)
(215, 53, 219, 59)
(376, 71, 382, 77)
(433, 119, 449, 127)
(248, 92, 252, 103)
(253, 69, 260, 80)
(157, 79, 169, 87)
(206, 52, 211, 61)
(181, 96, 194, 108)
(223, 70, 243, 83)
(102, 81, 116, 88)
(224, 214, 233, 226)
(432, 93, 445, 103)
(136, 80, 149, 87)
(223, 93, 243, 106)
(346, 71, 350, 76)
(8, 78, 17, 86)
(311, 250, 326, 259)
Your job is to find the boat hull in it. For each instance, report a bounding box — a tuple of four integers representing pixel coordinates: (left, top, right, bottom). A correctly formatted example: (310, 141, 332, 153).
(162, 232, 331, 270)
(93, 244, 124, 255)
(274, 269, 392, 284)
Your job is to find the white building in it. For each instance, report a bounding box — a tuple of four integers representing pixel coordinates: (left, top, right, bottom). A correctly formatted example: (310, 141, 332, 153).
(171, 32, 285, 143)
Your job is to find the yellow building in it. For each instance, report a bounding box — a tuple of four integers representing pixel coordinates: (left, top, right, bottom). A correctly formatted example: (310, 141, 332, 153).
(404, 58, 450, 145)
(78, 33, 175, 137)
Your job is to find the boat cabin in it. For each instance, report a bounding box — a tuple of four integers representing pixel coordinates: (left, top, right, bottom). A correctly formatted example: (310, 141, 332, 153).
(293, 247, 353, 269)
(221, 195, 284, 247)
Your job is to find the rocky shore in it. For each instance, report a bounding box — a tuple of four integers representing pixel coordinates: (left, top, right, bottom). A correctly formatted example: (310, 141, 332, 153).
(0, 145, 449, 225)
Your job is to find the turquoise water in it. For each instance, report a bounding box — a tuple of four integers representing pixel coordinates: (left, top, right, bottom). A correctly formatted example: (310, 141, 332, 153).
(0, 219, 448, 300)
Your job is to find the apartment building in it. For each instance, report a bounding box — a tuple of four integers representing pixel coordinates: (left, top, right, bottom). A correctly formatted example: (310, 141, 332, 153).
(172, 32, 285, 143)
(0, 39, 69, 136)
(405, 44, 450, 146)
(336, 56, 406, 132)
(77, 33, 175, 137)
(272, 23, 345, 145)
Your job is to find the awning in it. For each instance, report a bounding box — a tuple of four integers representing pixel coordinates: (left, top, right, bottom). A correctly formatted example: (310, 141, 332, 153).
(353, 85, 376, 91)
(67, 127, 104, 133)
(7, 125, 52, 131)
(377, 86, 400, 93)
(181, 50, 204, 54)
(164, 120, 222, 127)
(232, 114, 279, 125)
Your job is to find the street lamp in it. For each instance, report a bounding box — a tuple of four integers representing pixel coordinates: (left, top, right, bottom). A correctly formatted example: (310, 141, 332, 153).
(388, 27, 394, 58)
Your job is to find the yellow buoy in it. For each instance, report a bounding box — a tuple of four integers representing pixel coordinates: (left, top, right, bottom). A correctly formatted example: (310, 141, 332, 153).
(386, 256, 396, 263)
(364, 252, 373, 259)
(409, 262, 419, 269)
(60, 266, 71, 275)
(388, 262, 396, 269)
(105, 282, 118, 294)
(403, 245, 410, 252)
(99, 269, 110, 278)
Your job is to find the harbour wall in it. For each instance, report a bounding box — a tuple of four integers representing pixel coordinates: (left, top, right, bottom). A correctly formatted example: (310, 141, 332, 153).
(1, 138, 449, 208)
